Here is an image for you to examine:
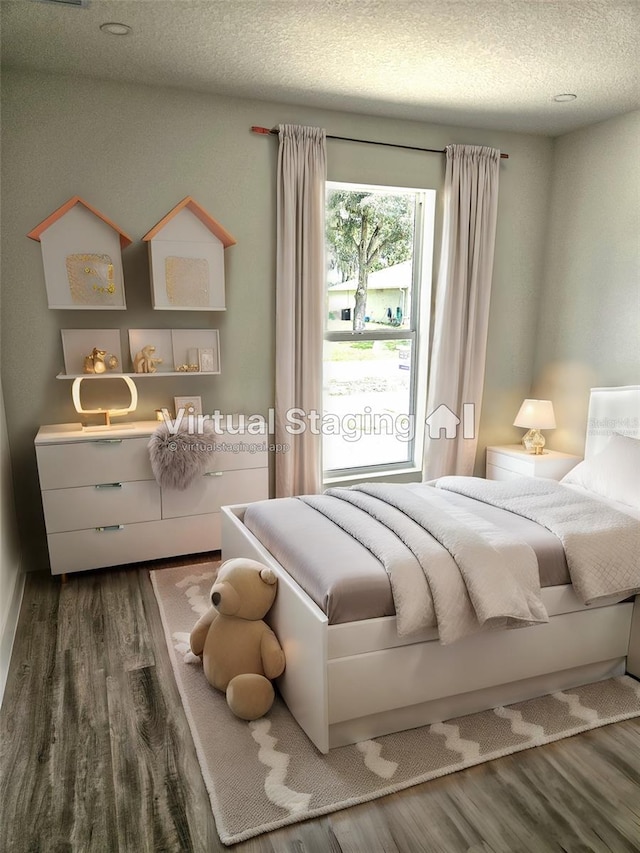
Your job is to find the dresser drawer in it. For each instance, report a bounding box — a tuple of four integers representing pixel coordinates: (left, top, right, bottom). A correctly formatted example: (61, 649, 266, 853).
(36, 437, 154, 489)
(205, 436, 268, 473)
(162, 467, 269, 519)
(47, 513, 221, 575)
(42, 480, 161, 534)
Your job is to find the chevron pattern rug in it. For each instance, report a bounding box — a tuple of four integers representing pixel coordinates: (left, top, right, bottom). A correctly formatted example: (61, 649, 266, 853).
(151, 563, 640, 846)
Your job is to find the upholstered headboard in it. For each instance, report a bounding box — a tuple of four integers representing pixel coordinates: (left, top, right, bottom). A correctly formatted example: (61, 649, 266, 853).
(584, 385, 640, 458)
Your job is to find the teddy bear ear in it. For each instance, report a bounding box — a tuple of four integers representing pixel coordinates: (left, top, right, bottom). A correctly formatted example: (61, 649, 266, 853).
(260, 568, 277, 585)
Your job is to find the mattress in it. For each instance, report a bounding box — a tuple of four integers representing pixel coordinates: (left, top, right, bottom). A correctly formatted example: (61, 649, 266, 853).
(243, 486, 570, 624)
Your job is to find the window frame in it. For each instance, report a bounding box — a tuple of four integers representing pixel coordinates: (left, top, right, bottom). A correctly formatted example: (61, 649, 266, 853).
(323, 181, 436, 479)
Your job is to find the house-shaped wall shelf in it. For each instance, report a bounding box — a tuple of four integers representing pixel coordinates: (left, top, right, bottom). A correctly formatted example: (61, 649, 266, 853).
(27, 197, 131, 309)
(142, 197, 236, 311)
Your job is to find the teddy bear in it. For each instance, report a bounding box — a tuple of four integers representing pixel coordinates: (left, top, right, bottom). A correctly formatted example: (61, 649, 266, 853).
(189, 558, 286, 720)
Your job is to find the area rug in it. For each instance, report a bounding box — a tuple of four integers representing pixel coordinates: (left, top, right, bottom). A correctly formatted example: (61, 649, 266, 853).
(151, 563, 640, 846)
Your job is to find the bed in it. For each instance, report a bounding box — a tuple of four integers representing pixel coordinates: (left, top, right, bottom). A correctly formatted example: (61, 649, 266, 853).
(221, 386, 640, 753)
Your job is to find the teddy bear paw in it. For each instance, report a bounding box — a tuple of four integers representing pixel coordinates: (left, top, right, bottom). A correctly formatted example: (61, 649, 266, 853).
(227, 673, 275, 720)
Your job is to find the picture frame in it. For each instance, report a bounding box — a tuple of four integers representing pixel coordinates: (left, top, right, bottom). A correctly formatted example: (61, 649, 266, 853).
(198, 347, 216, 373)
(174, 396, 203, 417)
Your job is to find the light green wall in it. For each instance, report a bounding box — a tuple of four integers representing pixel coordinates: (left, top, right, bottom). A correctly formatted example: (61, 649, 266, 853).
(1, 69, 553, 566)
(532, 110, 640, 454)
(0, 377, 24, 702)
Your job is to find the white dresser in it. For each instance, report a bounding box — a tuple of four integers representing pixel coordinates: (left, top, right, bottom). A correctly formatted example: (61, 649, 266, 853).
(486, 444, 582, 481)
(35, 421, 268, 575)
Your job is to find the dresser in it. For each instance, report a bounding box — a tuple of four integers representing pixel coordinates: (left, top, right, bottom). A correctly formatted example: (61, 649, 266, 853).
(485, 444, 582, 481)
(35, 421, 268, 575)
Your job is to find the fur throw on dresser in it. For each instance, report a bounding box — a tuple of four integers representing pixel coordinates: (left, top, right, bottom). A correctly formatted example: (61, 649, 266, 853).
(148, 421, 216, 490)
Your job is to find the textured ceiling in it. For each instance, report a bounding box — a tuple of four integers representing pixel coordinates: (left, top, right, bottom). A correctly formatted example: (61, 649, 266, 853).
(2, 0, 639, 135)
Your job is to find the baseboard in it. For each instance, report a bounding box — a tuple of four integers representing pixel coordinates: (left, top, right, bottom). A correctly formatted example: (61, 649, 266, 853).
(0, 568, 26, 710)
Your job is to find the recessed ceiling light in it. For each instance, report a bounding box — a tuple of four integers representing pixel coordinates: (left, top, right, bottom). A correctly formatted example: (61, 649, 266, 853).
(99, 22, 131, 35)
(553, 93, 577, 103)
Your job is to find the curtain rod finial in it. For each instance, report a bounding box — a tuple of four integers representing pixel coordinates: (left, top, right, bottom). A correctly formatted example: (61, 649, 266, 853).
(251, 126, 275, 135)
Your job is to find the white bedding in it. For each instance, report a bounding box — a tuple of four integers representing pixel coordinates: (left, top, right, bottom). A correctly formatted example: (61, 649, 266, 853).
(435, 476, 640, 606)
(306, 484, 548, 644)
(300, 476, 639, 643)
(561, 482, 640, 520)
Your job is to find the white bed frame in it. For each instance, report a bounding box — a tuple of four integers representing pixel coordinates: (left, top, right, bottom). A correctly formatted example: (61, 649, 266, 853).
(222, 386, 640, 753)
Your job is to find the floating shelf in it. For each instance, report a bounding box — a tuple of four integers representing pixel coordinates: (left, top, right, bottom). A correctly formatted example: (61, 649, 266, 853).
(128, 328, 220, 375)
(58, 328, 221, 377)
(56, 372, 214, 379)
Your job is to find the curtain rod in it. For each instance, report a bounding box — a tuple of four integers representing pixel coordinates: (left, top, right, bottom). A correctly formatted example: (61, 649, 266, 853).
(251, 126, 509, 159)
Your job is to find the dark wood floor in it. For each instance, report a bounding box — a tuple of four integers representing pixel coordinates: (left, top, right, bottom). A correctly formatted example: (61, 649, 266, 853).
(1, 563, 640, 853)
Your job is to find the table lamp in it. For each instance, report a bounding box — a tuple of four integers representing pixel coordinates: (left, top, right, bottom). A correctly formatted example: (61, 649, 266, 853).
(71, 374, 138, 429)
(513, 399, 556, 455)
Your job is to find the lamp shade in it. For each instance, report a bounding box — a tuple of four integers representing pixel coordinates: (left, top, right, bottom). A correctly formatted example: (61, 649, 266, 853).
(71, 374, 138, 427)
(513, 399, 556, 430)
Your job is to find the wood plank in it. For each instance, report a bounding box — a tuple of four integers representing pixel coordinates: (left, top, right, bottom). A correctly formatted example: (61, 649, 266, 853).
(48, 648, 118, 852)
(100, 569, 155, 671)
(330, 804, 401, 853)
(56, 571, 105, 652)
(0, 573, 60, 852)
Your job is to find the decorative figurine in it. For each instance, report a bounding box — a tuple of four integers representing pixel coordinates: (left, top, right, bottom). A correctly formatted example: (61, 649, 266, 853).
(83, 347, 119, 374)
(134, 344, 163, 374)
(83, 348, 107, 374)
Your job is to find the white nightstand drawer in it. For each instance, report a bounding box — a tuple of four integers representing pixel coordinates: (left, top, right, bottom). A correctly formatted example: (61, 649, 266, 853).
(42, 480, 161, 534)
(162, 467, 269, 519)
(47, 513, 222, 575)
(485, 463, 524, 482)
(36, 437, 154, 489)
(486, 449, 534, 476)
(486, 445, 581, 481)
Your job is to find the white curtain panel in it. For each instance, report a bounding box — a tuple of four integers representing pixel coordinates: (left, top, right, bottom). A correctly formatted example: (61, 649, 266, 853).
(423, 144, 501, 480)
(275, 124, 327, 497)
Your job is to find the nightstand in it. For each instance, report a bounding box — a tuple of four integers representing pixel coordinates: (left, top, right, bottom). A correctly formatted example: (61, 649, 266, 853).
(486, 445, 582, 481)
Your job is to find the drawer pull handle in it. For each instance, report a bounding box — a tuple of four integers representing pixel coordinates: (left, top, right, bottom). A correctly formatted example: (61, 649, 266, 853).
(96, 524, 124, 532)
(204, 471, 224, 478)
(95, 483, 123, 490)
(94, 439, 123, 445)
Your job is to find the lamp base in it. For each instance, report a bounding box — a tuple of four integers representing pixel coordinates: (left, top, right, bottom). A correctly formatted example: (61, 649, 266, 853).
(81, 423, 136, 432)
(521, 428, 546, 454)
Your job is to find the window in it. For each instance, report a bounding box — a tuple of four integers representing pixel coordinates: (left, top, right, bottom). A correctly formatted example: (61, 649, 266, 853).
(323, 182, 435, 478)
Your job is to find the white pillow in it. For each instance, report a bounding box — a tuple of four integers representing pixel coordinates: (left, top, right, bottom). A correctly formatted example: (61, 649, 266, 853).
(561, 433, 640, 509)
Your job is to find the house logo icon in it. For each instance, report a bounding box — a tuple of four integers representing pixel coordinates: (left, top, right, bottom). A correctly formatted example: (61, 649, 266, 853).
(425, 403, 475, 439)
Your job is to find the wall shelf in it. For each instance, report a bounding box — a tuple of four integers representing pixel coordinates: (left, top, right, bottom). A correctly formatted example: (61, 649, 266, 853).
(56, 372, 213, 380)
(128, 328, 220, 375)
(58, 328, 221, 377)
